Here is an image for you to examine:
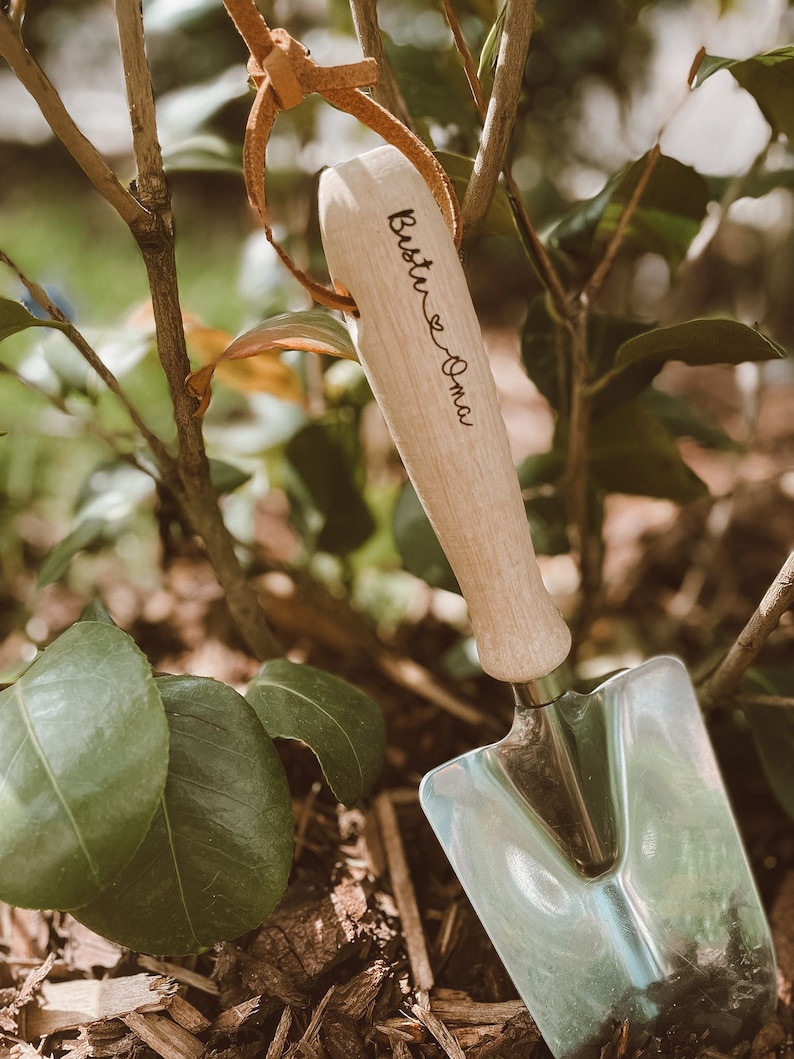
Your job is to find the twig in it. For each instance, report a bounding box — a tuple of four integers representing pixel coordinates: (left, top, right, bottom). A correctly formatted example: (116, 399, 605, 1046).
(374, 792, 434, 1001)
(0, 12, 148, 229)
(265, 1006, 293, 1059)
(461, 0, 537, 236)
(411, 1005, 466, 1059)
(348, 0, 414, 129)
(441, 0, 486, 113)
(582, 143, 661, 304)
(737, 694, 794, 710)
(699, 551, 794, 711)
(0, 249, 175, 472)
(441, 0, 569, 314)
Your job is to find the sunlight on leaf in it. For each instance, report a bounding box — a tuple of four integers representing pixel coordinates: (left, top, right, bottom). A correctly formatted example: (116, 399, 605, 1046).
(694, 47, 794, 142)
(185, 310, 356, 416)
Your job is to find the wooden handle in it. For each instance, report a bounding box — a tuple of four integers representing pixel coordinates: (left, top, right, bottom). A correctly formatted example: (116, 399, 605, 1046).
(318, 146, 570, 683)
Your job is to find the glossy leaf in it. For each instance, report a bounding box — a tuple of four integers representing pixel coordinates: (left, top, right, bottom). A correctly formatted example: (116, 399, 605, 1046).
(742, 667, 794, 819)
(246, 660, 386, 807)
(0, 297, 69, 344)
(284, 421, 375, 557)
(550, 154, 709, 268)
(0, 623, 168, 910)
(588, 401, 708, 502)
(695, 47, 794, 142)
(611, 319, 786, 374)
(74, 675, 294, 955)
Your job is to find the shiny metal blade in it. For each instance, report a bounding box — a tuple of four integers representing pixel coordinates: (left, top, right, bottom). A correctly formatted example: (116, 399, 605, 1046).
(419, 657, 776, 1059)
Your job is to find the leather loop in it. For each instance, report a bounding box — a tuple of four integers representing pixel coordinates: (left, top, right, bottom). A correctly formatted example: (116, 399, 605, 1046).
(223, 0, 461, 313)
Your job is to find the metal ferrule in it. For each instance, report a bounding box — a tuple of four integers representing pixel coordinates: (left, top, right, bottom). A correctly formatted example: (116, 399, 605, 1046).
(512, 663, 570, 709)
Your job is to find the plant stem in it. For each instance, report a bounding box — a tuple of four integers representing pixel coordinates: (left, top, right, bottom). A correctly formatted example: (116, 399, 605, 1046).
(348, 0, 414, 129)
(699, 551, 794, 711)
(582, 144, 661, 305)
(0, 12, 148, 230)
(113, 0, 282, 662)
(441, 0, 569, 314)
(461, 0, 537, 236)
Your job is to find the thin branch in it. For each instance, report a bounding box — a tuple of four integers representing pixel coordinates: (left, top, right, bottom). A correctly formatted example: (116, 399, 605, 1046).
(0, 249, 175, 471)
(348, 0, 414, 129)
(113, 0, 282, 662)
(442, 0, 569, 312)
(114, 0, 168, 211)
(582, 144, 661, 304)
(441, 0, 486, 113)
(0, 12, 148, 229)
(699, 551, 794, 711)
(737, 694, 794, 711)
(461, 0, 537, 235)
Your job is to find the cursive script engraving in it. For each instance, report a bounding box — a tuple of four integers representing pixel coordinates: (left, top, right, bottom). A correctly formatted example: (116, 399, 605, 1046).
(387, 209, 473, 426)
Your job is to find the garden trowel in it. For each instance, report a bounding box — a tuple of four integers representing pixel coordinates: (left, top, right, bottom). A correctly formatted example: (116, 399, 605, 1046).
(318, 146, 776, 1059)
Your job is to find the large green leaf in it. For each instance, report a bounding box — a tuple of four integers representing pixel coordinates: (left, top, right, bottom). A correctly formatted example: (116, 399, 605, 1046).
(588, 401, 708, 502)
(611, 319, 786, 374)
(695, 47, 794, 142)
(550, 154, 709, 269)
(74, 675, 293, 955)
(742, 667, 794, 819)
(246, 660, 385, 807)
(284, 421, 375, 556)
(0, 297, 69, 344)
(0, 623, 168, 910)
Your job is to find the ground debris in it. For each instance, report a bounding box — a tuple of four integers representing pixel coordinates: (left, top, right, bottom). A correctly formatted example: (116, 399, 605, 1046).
(0, 952, 56, 1035)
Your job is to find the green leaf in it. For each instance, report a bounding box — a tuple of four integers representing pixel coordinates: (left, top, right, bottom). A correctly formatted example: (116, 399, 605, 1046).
(0, 297, 69, 344)
(246, 660, 386, 807)
(208, 458, 251, 496)
(393, 481, 460, 593)
(0, 623, 168, 910)
(162, 133, 242, 175)
(550, 154, 709, 269)
(73, 676, 293, 955)
(742, 667, 794, 819)
(37, 518, 106, 588)
(588, 401, 708, 502)
(695, 47, 794, 142)
(612, 319, 786, 374)
(284, 421, 375, 556)
(638, 389, 740, 451)
(520, 296, 656, 416)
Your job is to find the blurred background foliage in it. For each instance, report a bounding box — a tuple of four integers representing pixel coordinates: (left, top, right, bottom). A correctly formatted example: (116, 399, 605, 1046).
(1, 0, 793, 698)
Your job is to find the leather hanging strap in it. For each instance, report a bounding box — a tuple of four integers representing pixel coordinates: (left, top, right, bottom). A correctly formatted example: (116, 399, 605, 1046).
(223, 0, 461, 312)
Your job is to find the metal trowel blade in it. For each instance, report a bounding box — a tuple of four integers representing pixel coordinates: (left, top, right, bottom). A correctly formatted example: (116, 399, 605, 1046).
(420, 656, 776, 1059)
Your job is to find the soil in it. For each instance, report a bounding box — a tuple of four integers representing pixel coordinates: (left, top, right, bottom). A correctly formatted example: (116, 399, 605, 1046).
(1, 364, 793, 1059)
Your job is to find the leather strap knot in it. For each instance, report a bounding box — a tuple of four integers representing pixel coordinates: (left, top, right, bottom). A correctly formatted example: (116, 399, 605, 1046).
(223, 0, 461, 313)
